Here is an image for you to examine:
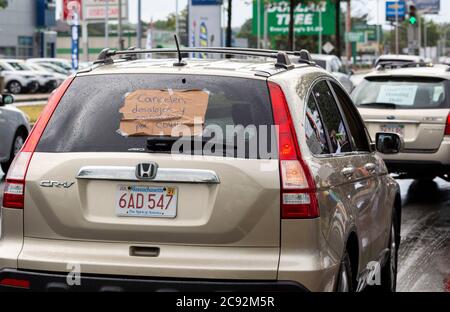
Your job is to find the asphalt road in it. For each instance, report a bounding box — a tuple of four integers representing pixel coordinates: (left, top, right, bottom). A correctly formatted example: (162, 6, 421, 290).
(0, 169, 448, 292)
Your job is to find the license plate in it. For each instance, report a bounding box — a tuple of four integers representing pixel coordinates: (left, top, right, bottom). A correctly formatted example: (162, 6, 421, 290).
(116, 185, 177, 218)
(380, 124, 404, 136)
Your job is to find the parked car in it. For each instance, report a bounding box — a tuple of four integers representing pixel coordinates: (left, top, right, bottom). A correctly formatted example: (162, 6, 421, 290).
(311, 54, 354, 93)
(27, 58, 74, 74)
(27, 63, 66, 89)
(3, 59, 59, 92)
(27, 61, 70, 76)
(374, 54, 424, 68)
(0, 93, 30, 174)
(352, 64, 450, 182)
(0, 61, 39, 94)
(0, 48, 401, 292)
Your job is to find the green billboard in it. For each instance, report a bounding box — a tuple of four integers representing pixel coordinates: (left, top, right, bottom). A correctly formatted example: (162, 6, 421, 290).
(252, 0, 336, 36)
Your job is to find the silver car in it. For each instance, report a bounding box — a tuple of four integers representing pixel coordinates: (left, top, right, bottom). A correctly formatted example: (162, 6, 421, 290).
(0, 94, 30, 174)
(311, 54, 354, 93)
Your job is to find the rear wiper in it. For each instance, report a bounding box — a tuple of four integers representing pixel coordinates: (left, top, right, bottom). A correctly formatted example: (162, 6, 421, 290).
(359, 102, 397, 109)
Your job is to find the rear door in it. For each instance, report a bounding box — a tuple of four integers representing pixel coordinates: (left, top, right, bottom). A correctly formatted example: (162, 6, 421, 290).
(354, 77, 450, 151)
(306, 79, 377, 269)
(330, 81, 389, 262)
(24, 73, 280, 249)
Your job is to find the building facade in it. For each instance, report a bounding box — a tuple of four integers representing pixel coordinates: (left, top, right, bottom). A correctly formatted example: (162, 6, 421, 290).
(0, 0, 56, 59)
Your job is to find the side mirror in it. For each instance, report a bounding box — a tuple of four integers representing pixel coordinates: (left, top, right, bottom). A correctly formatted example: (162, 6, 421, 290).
(375, 132, 404, 154)
(0, 94, 14, 106)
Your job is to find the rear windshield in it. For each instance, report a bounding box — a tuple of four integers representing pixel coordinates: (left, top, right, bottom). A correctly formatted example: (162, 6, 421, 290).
(36, 74, 275, 159)
(352, 77, 450, 109)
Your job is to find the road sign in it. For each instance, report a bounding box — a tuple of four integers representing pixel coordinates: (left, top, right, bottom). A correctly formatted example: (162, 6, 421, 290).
(412, 0, 440, 14)
(386, 1, 406, 22)
(252, 0, 336, 36)
(346, 32, 365, 43)
(63, 0, 82, 22)
(322, 42, 334, 54)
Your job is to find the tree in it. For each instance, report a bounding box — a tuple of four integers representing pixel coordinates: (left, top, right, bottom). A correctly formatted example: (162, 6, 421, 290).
(0, 0, 8, 9)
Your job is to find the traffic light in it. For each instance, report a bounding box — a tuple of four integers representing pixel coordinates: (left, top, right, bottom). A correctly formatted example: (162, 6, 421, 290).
(409, 5, 417, 25)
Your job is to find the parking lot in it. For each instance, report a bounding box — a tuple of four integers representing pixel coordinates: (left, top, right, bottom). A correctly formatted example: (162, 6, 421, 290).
(0, 168, 448, 292)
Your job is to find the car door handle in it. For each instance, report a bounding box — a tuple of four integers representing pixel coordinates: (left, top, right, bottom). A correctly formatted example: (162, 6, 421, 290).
(364, 163, 377, 174)
(341, 166, 356, 178)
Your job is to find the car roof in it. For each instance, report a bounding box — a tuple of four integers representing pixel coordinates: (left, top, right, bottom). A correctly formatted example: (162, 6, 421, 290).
(377, 54, 422, 61)
(77, 57, 318, 80)
(364, 64, 450, 80)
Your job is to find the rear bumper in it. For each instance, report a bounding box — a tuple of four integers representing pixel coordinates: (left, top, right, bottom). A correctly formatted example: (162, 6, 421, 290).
(382, 137, 450, 175)
(0, 268, 307, 292)
(385, 160, 450, 176)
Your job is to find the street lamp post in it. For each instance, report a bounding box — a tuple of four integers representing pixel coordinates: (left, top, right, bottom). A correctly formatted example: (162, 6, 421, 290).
(137, 0, 142, 48)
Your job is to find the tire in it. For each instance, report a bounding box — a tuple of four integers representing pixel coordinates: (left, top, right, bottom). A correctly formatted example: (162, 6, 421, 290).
(380, 214, 398, 292)
(1, 130, 27, 174)
(336, 250, 354, 292)
(6, 80, 22, 94)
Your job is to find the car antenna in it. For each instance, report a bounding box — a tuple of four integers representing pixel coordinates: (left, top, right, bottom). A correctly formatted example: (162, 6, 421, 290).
(173, 34, 187, 67)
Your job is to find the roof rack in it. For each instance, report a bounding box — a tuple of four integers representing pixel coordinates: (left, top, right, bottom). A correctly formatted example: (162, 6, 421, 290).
(94, 47, 315, 70)
(376, 61, 433, 70)
(196, 47, 315, 65)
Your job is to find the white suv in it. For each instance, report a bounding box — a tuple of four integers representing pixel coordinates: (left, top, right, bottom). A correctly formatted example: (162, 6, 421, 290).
(0, 61, 39, 94)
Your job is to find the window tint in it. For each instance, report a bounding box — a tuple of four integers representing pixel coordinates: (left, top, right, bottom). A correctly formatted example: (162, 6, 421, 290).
(313, 80, 351, 154)
(330, 82, 370, 152)
(36, 74, 275, 159)
(305, 96, 329, 155)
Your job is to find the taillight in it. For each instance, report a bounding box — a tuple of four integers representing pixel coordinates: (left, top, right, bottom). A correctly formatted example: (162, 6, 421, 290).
(268, 82, 319, 219)
(2, 77, 74, 209)
(445, 113, 450, 136)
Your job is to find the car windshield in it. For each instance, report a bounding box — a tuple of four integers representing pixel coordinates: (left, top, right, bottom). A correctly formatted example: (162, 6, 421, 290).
(352, 78, 449, 109)
(8, 61, 32, 71)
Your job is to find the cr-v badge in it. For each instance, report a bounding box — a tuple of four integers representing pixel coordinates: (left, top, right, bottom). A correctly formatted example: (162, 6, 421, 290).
(40, 180, 75, 189)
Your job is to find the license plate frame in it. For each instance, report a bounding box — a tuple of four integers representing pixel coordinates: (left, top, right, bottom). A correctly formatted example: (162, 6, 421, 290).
(115, 185, 177, 218)
(380, 124, 404, 136)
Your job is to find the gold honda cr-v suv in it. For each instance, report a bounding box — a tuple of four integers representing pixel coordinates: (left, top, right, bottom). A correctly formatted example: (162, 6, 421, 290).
(0, 48, 401, 292)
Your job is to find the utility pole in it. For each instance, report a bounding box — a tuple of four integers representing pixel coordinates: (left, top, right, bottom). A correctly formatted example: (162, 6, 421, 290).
(376, 0, 380, 56)
(424, 18, 427, 58)
(137, 0, 142, 48)
(345, 0, 351, 64)
(82, 1, 88, 61)
(257, 0, 261, 48)
(335, 0, 341, 57)
(226, 0, 232, 47)
(175, 0, 179, 39)
(318, 4, 323, 54)
(395, 0, 399, 55)
(263, 2, 268, 49)
(288, 0, 296, 51)
(105, 0, 109, 48)
(118, 0, 124, 50)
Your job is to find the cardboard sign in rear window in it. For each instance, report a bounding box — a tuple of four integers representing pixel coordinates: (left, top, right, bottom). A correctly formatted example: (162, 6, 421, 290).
(119, 89, 209, 136)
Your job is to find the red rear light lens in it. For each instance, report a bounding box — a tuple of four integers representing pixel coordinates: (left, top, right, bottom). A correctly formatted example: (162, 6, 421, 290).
(2, 77, 74, 209)
(445, 113, 450, 136)
(0, 278, 30, 289)
(268, 82, 319, 219)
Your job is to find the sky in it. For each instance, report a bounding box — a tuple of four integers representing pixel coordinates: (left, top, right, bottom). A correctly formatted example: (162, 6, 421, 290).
(56, 0, 450, 28)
